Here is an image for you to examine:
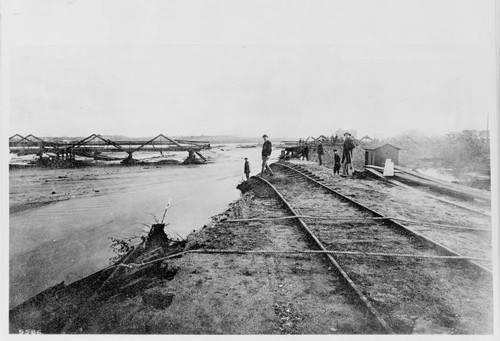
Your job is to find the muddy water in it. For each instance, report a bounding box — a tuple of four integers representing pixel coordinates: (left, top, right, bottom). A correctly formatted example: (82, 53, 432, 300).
(9, 144, 267, 308)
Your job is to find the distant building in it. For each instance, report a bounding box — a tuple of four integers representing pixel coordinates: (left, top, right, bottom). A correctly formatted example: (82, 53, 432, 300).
(364, 143, 401, 167)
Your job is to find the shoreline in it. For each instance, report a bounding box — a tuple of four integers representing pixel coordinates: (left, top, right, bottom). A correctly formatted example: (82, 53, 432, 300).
(8, 153, 245, 308)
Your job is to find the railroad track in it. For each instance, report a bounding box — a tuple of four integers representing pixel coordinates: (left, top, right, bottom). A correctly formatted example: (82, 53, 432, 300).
(251, 162, 493, 334)
(274, 162, 492, 272)
(363, 166, 491, 217)
(304, 163, 493, 266)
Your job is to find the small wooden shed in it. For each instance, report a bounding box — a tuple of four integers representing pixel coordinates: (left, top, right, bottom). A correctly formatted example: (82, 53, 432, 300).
(364, 143, 401, 167)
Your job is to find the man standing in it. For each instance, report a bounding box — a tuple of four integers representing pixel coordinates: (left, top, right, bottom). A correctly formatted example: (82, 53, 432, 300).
(333, 149, 341, 176)
(302, 144, 309, 161)
(341, 132, 355, 176)
(244, 157, 250, 180)
(261, 134, 274, 177)
(317, 142, 324, 165)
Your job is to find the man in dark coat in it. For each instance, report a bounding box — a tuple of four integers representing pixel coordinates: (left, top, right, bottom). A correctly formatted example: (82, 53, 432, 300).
(302, 144, 309, 161)
(260, 134, 274, 177)
(317, 142, 324, 165)
(333, 149, 341, 175)
(244, 157, 250, 180)
(341, 132, 355, 175)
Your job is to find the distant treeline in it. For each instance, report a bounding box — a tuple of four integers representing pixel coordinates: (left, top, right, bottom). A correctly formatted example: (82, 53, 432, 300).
(370, 133, 490, 174)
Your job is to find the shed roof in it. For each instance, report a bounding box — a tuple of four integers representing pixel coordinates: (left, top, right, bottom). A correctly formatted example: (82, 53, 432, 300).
(364, 143, 401, 151)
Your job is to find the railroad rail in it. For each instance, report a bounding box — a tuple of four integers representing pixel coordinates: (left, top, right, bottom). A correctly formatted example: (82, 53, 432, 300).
(275, 162, 491, 274)
(364, 165, 491, 217)
(252, 162, 493, 333)
(254, 175, 394, 333)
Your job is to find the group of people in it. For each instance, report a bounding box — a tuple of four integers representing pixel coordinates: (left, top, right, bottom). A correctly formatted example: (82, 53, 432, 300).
(331, 132, 356, 176)
(243, 132, 356, 180)
(311, 132, 356, 176)
(243, 134, 274, 180)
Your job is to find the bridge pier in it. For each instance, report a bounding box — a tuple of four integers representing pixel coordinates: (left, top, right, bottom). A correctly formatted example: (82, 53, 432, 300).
(121, 152, 135, 164)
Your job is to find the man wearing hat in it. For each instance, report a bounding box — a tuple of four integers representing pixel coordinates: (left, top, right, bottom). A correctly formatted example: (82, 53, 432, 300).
(244, 157, 250, 180)
(341, 132, 355, 176)
(261, 134, 274, 177)
(317, 141, 324, 165)
(333, 149, 341, 175)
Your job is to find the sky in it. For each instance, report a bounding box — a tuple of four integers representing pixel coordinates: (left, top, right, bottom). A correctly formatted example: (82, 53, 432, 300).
(3, 0, 498, 139)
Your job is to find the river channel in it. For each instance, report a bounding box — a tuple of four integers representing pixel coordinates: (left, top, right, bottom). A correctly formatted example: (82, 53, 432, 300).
(9, 144, 265, 308)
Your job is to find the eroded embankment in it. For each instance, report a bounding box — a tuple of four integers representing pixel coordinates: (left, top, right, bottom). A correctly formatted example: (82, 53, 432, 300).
(10, 177, 381, 334)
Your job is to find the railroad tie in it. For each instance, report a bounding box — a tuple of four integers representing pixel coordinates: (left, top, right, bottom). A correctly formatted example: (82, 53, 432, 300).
(113, 249, 491, 270)
(225, 216, 490, 231)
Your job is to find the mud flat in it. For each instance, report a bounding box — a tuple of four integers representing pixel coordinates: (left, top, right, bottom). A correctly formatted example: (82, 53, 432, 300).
(9, 160, 493, 334)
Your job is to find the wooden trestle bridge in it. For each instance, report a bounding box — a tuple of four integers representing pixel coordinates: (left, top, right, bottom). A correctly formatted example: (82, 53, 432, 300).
(9, 134, 210, 161)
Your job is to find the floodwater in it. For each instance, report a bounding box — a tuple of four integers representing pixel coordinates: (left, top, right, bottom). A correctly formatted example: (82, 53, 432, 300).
(9, 144, 266, 308)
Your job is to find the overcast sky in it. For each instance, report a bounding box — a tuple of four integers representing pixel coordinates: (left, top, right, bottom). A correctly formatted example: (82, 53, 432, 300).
(5, 0, 497, 138)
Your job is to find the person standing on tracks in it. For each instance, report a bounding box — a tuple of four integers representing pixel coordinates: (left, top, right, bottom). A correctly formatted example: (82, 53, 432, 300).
(244, 157, 250, 180)
(261, 134, 274, 177)
(317, 141, 324, 165)
(333, 149, 341, 176)
(302, 144, 309, 161)
(341, 132, 355, 176)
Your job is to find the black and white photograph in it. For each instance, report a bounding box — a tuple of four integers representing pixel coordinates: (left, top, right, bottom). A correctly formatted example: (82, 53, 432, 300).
(2, 0, 499, 337)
